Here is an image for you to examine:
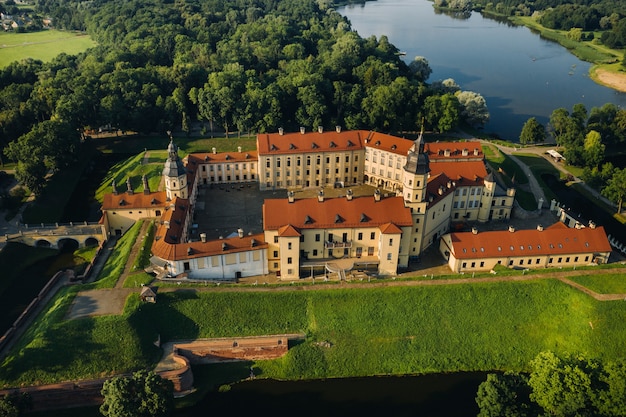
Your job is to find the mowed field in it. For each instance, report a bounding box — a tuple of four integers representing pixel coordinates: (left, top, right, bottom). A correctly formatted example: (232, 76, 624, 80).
(0, 30, 96, 67)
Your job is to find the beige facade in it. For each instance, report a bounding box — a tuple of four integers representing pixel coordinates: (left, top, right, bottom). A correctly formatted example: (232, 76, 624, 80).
(439, 223, 612, 273)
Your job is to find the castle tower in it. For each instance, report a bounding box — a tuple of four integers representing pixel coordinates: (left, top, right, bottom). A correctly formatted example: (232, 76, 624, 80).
(402, 129, 430, 204)
(163, 140, 187, 200)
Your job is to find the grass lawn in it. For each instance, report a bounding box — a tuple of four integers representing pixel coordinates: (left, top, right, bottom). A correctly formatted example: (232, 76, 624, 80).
(0, 30, 96, 68)
(569, 274, 626, 294)
(86, 219, 144, 289)
(3, 276, 626, 388)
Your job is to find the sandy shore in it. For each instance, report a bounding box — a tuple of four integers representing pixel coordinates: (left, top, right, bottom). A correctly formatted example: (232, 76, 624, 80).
(593, 68, 626, 93)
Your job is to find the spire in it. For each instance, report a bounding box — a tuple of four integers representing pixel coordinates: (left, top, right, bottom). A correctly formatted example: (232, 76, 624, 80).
(403, 121, 429, 175)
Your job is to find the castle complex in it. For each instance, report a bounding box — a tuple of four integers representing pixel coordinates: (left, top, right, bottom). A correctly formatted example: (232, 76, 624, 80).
(100, 128, 611, 280)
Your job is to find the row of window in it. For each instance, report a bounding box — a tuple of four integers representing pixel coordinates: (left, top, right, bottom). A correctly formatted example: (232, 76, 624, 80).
(265, 155, 359, 168)
(183, 250, 263, 270)
(274, 232, 381, 244)
(461, 255, 590, 269)
(201, 163, 255, 171)
(268, 167, 359, 177)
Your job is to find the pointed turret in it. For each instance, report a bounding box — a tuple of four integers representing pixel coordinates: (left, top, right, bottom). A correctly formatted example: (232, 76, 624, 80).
(163, 138, 188, 200)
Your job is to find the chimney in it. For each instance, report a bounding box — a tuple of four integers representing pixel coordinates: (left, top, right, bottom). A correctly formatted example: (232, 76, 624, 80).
(447, 181, 452, 188)
(200, 233, 207, 243)
(438, 186, 444, 195)
(237, 146, 242, 153)
(300, 126, 305, 134)
(222, 242, 227, 251)
(278, 127, 284, 135)
(444, 149, 450, 157)
(537, 224, 543, 231)
(212, 147, 217, 154)
(589, 221, 596, 229)
(288, 190, 295, 203)
(318, 126, 323, 133)
(462, 148, 468, 156)
(251, 238, 256, 247)
(474, 148, 479, 156)
(187, 247, 193, 255)
(471, 227, 478, 234)
(126, 178, 133, 195)
(112, 180, 118, 195)
(143, 175, 150, 195)
(346, 189, 353, 201)
(238, 228, 244, 238)
(374, 189, 381, 202)
(336, 125, 341, 133)
(317, 189, 324, 202)
(508, 225, 515, 233)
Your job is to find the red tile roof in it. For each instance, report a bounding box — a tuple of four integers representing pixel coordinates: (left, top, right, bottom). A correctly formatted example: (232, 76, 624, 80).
(425, 141, 483, 160)
(101, 191, 168, 211)
(263, 195, 412, 230)
(379, 223, 403, 234)
(448, 223, 611, 260)
(186, 150, 259, 164)
(429, 160, 487, 182)
(278, 224, 302, 237)
(257, 129, 367, 155)
(363, 131, 414, 156)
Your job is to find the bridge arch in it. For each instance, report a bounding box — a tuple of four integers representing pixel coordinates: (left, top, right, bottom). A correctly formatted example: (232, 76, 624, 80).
(57, 238, 79, 252)
(84, 237, 100, 247)
(35, 239, 51, 248)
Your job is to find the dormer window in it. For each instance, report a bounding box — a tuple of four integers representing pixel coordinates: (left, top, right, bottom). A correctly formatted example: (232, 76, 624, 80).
(304, 215, 313, 224)
(334, 214, 343, 223)
(329, 141, 337, 148)
(270, 144, 277, 151)
(289, 143, 296, 150)
(360, 213, 369, 222)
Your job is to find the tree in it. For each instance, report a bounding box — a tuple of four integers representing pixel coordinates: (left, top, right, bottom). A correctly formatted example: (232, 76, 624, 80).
(519, 117, 545, 144)
(583, 130, 605, 168)
(0, 392, 32, 417)
(602, 167, 626, 213)
(476, 373, 533, 417)
(100, 370, 174, 417)
(456, 90, 489, 127)
(408, 56, 432, 82)
(528, 351, 597, 417)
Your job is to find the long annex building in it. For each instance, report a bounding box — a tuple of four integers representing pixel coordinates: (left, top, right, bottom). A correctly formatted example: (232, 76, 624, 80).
(100, 128, 610, 280)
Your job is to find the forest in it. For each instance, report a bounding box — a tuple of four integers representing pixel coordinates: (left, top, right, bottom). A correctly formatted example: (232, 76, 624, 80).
(0, 0, 489, 195)
(466, 0, 626, 48)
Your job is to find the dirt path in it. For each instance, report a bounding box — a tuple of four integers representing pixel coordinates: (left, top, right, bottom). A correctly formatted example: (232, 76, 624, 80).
(115, 220, 151, 288)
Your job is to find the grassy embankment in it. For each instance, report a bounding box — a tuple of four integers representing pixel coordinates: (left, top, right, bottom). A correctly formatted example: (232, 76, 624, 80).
(2, 268, 626, 390)
(0, 30, 96, 68)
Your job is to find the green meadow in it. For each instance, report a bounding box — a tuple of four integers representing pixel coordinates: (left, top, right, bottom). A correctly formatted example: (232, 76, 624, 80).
(0, 30, 96, 67)
(2, 276, 626, 388)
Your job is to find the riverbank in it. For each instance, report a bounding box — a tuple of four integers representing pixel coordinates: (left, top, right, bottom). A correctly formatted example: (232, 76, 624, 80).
(591, 66, 626, 93)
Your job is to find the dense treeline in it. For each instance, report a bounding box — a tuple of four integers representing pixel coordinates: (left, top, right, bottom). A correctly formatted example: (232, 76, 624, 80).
(471, 0, 626, 47)
(0, 0, 488, 195)
(476, 351, 626, 417)
(543, 102, 626, 212)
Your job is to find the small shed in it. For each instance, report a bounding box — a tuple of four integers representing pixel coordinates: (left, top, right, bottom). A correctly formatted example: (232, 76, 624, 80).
(140, 286, 158, 303)
(546, 149, 565, 162)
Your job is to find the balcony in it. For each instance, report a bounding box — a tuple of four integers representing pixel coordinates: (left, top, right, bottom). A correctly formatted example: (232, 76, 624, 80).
(324, 240, 352, 249)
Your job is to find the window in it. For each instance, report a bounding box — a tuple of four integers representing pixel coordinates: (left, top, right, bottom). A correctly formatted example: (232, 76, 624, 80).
(358, 232, 363, 240)
(462, 262, 467, 268)
(287, 257, 293, 264)
(389, 238, 393, 246)
(313, 249, 318, 256)
(346, 155, 350, 163)
(370, 232, 375, 240)
(273, 262, 278, 268)
(288, 242, 292, 250)
(277, 159, 281, 168)
(387, 253, 392, 261)
(471, 262, 475, 268)
(315, 234, 321, 242)
(273, 251, 278, 257)
(287, 158, 291, 167)
(266, 159, 270, 168)
(274, 236, 279, 243)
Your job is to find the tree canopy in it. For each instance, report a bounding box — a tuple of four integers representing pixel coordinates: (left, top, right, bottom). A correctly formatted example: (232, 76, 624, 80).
(100, 370, 174, 417)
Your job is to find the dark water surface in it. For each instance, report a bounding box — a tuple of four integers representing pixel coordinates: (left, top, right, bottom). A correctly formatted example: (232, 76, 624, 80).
(339, 0, 626, 140)
(179, 373, 487, 417)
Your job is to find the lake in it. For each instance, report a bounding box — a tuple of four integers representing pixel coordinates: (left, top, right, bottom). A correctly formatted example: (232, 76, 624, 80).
(339, 0, 626, 140)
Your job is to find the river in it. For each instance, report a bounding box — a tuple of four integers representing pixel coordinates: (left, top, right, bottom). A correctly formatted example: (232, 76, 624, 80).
(339, 0, 626, 140)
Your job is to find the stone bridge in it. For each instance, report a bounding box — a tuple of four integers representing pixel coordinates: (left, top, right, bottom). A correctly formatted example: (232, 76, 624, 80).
(3, 222, 107, 250)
